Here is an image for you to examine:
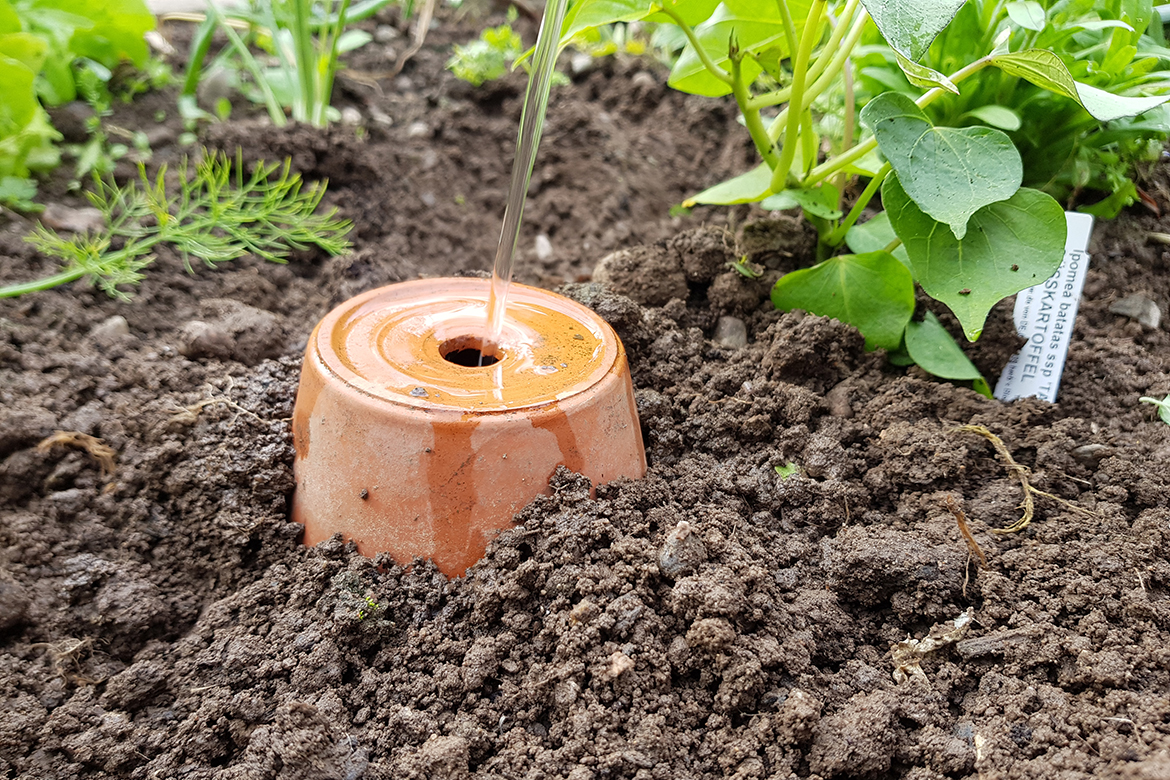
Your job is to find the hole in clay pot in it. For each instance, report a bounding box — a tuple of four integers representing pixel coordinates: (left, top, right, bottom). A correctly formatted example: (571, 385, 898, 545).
(440, 336, 502, 367)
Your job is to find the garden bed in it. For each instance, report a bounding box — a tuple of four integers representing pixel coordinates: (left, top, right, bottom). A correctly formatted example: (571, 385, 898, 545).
(2, 8, 1170, 779)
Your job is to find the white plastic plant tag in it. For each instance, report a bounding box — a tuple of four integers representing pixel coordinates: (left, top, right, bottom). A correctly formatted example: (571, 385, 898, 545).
(993, 212, 1095, 403)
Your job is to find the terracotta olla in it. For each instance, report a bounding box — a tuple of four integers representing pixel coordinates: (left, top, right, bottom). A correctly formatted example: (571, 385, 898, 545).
(291, 278, 647, 577)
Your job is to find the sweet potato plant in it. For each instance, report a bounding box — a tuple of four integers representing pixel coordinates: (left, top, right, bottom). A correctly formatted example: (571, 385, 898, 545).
(560, 0, 1170, 388)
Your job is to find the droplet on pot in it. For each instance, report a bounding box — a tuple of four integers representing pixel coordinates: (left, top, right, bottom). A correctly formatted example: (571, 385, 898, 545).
(658, 520, 707, 579)
(410, 387, 429, 397)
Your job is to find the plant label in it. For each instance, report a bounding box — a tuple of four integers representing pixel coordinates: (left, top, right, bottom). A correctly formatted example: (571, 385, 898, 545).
(993, 212, 1094, 403)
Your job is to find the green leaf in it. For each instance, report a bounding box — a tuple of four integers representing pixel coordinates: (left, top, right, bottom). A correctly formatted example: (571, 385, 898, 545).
(894, 50, 957, 93)
(860, 0, 966, 61)
(683, 163, 772, 206)
(1005, 1, 1045, 31)
(1139, 395, 1170, 425)
(770, 250, 915, 351)
(0, 55, 38, 136)
(905, 311, 989, 394)
(774, 462, 801, 479)
(560, 0, 652, 42)
(1079, 180, 1138, 219)
(861, 92, 1022, 239)
(0, 33, 48, 73)
(883, 174, 1067, 341)
(669, 0, 812, 97)
(844, 211, 910, 267)
(990, 49, 1170, 121)
(962, 105, 1021, 131)
(760, 186, 843, 219)
(0, 174, 37, 209)
(0, 0, 19, 32)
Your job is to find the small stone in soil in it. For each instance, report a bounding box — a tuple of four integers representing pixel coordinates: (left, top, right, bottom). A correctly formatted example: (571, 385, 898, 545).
(88, 315, 130, 344)
(374, 24, 400, 42)
(41, 204, 105, 233)
(178, 320, 235, 360)
(713, 316, 748, 349)
(407, 120, 429, 138)
(340, 107, 362, 125)
(1109, 293, 1162, 329)
(1072, 443, 1111, 464)
(535, 233, 553, 261)
(0, 580, 30, 631)
(658, 520, 707, 579)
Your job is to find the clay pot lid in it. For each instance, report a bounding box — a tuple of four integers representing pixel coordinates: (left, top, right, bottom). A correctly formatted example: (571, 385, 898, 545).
(316, 278, 620, 412)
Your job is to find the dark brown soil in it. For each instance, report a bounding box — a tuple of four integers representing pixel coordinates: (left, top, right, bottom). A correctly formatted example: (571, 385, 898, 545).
(3, 7, 1170, 779)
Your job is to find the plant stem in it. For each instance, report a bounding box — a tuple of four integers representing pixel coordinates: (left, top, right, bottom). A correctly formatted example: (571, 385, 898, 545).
(763, 7, 867, 143)
(883, 236, 903, 253)
(826, 162, 890, 246)
(835, 55, 855, 207)
(0, 268, 86, 298)
(774, 0, 798, 62)
(770, 0, 826, 191)
(211, 1, 287, 126)
(293, 0, 316, 123)
(732, 55, 780, 167)
(659, 6, 732, 85)
(181, 14, 217, 97)
(749, 0, 861, 110)
(804, 55, 995, 186)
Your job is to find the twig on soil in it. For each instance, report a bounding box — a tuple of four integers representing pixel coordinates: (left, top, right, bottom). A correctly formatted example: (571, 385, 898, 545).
(36, 431, 116, 478)
(953, 424, 1096, 533)
(945, 495, 987, 569)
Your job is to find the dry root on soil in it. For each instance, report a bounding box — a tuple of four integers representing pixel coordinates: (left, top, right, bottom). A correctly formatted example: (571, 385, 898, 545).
(36, 431, 116, 478)
(954, 424, 1095, 534)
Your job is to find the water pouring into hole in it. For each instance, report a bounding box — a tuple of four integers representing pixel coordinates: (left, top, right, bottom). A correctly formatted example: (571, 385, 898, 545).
(481, 0, 572, 365)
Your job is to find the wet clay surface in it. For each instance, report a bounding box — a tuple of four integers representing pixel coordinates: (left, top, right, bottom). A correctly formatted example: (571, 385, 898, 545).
(4, 8, 1170, 779)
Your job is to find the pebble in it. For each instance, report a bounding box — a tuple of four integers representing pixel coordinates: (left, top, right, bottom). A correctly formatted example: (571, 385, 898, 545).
(658, 520, 707, 579)
(41, 204, 105, 233)
(144, 126, 176, 148)
(419, 192, 437, 207)
(535, 234, 553, 261)
(570, 52, 594, 75)
(369, 107, 394, 126)
(373, 24, 400, 42)
(713, 316, 747, 349)
(0, 580, 29, 632)
(1109, 294, 1161, 329)
(631, 71, 657, 89)
(407, 120, 429, 138)
(178, 320, 235, 360)
(89, 315, 130, 343)
(1072, 443, 1111, 464)
(340, 106, 363, 125)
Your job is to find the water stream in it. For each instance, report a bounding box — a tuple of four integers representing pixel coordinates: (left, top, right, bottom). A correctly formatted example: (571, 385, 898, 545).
(481, 0, 572, 361)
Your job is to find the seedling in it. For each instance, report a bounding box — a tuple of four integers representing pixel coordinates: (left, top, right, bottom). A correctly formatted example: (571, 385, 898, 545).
(181, 0, 394, 127)
(0, 150, 352, 299)
(0, 0, 155, 207)
(357, 596, 381, 620)
(1139, 394, 1170, 425)
(558, 0, 1169, 391)
(774, 461, 800, 479)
